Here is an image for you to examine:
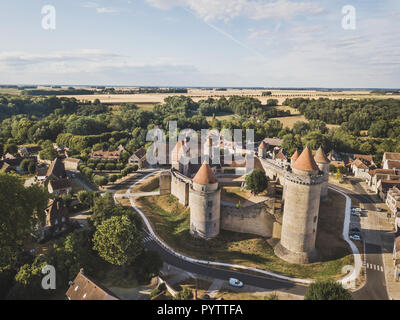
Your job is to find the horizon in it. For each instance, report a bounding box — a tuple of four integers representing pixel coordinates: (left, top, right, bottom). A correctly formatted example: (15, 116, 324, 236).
(0, 1, 399, 88)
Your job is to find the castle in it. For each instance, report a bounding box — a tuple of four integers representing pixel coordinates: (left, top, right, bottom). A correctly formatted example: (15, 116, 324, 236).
(159, 138, 331, 264)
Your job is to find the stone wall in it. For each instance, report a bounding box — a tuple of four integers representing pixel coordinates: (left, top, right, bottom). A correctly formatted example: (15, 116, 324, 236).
(171, 173, 189, 206)
(220, 199, 278, 238)
(159, 171, 171, 195)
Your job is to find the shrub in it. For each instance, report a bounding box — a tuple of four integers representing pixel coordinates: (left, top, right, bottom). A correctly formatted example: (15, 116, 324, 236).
(304, 280, 352, 300)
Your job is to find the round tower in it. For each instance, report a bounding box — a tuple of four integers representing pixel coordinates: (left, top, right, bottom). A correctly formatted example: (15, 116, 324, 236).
(258, 141, 267, 159)
(274, 146, 323, 264)
(314, 147, 330, 201)
(290, 149, 299, 166)
(189, 161, 221, 239)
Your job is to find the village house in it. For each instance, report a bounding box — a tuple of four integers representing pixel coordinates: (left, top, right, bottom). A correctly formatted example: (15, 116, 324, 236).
(386, 186, 400, 215)
(393, 236, 400, 281)
(90, 149, 121, 161)
(64, 157, 81, 171)
(53, 144, 69, 158)
(383, 152, 400, 169)
(44, 198, 70, 237)
(46, 157, 67, 180)
(128, 147, 147, 169)
(351, 159, 370, 178)
(366, 169, 399, 192)
(0, 156, 36, 174)
(18, 145, 42, 157)
(377, 180, 400, 201)
(261, 137, 283, 152)
(274, 149, 288, 165)
(66, 269, 119, 300)
(327, 149, 346, 168)
(48, 178, 72, 195)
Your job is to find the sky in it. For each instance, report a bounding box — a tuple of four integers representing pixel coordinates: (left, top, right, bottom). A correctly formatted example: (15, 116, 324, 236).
(0, 0, 399, 88)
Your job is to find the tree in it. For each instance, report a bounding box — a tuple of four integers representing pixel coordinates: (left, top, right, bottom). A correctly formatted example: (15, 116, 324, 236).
(245, 169, 268, 195)
(174, 287, 193, 300)
(93, 215, 143, 267)
(304, 280, 352, 300)
(0, 173, 49, 270)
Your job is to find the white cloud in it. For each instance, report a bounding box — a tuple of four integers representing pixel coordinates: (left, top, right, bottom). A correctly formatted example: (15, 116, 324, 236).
(146, 0, 323, 22)
(81, 2, 120, 14)
(0, 50, 199, 85)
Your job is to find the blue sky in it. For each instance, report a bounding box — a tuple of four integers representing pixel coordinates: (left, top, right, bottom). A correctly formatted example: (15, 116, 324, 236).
(0, 0, 399, 88)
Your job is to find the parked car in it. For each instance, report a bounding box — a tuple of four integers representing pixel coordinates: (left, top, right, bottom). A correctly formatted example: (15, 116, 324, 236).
(229, 278, 243, 287)
(352, 207, 362, 212)
(350, 234, 361, 241)
(376, 207, 383, 212)
(351, 211, 361, 217)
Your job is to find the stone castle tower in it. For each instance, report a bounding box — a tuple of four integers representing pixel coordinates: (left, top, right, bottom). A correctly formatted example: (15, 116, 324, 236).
(258, 140, 267, 159)
(274, 147, 324, 264)
(314, 147, 330, 201)
(189, 161, 221, 239)
(290, 149, 299, 166)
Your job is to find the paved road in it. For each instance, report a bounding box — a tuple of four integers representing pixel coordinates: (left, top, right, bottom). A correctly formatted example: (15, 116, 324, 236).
(142, 231, 308, 296)
(353, 243, 388, 300)
(329, 181, 389, 300)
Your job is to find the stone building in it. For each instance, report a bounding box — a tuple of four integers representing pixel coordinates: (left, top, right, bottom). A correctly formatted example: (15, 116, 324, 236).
(189, 162, 221, 239)
(274, 147, 324, 264)
(386, 186, 400, 215)
(161, 138, 330, 264)
(314, 147, 330, 200)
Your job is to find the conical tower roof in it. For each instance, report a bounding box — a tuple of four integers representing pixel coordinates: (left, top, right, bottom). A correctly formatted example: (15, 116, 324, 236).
(314, 147, 330, 164)
(259, 141, 267, 149)
(291, 149, 299, 161)
(193, 161, 218, 185)
(292, 146, 319, 172)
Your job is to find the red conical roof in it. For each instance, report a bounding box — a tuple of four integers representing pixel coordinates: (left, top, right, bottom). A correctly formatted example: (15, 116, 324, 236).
(314, 147, 330, 164)
(259, 141, 267, 149)
(291, 149, 299, 161)
(193, 161, 218, 185)
(292, 146, 319, 172)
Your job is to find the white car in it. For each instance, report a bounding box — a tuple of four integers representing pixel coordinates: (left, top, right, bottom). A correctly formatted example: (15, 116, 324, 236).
(349, 234, 361, 241)
(229, 278, 243, 287)
(352, 207, 362, 212)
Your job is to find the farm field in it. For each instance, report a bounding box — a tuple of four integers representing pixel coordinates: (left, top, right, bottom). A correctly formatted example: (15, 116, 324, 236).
(57, 88, 400, 105)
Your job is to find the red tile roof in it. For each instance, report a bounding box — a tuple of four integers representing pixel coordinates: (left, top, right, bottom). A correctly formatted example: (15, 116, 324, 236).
(193, 161, 218, 185)
(314, 147, 330, 164)
(292, 146, 319, 172)
(291, 150, 299, 161)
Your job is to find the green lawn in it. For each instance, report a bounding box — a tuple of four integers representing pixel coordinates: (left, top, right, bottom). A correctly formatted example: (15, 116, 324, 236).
(135, 192, 353, 281)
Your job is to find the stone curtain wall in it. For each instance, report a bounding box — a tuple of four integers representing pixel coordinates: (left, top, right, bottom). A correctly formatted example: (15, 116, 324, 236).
(220, 199, 278, 238)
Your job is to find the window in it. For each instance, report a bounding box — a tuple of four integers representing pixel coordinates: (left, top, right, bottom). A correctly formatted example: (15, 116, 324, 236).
(207, 201, 213, 208)
(313, 216, 317, 223)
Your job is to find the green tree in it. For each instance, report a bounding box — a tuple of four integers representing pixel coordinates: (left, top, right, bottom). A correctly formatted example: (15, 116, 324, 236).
(0, 173, 49, 270)
(304, 280, 352, 300)
(245, 169, 268, 195)
(93, 215, 143, 267)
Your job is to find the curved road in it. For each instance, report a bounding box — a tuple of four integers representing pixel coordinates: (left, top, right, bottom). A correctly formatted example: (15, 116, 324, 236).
(328, 182, 389, 300)
(114, 171, 389, 299)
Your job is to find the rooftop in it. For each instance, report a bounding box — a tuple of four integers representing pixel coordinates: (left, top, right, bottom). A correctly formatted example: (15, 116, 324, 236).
(291, 150, 299, 161)
(292, 146, 319, 172)
(192, 161, 218, 185)
(314, 147, 330, 164)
